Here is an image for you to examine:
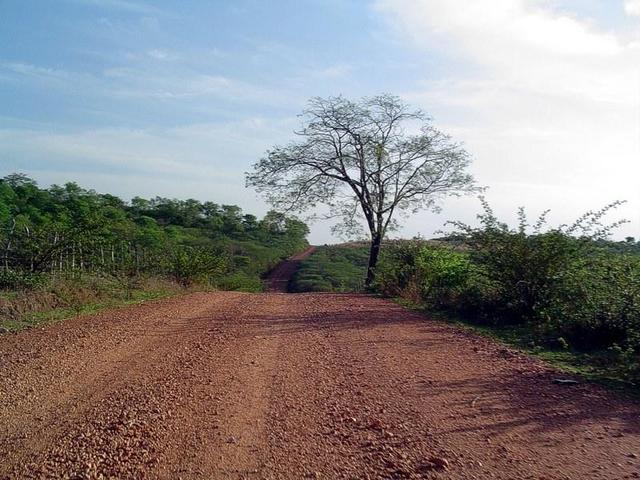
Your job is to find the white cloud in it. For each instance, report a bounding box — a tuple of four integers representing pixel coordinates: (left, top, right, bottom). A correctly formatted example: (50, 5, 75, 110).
(373, 0, 640, 239)
(147, 49, 176, 61)
(626, 0, 640, 16)
(1, 62, 70, 80)
(312, 64, 353, 79)
(378, 0, 637, 103)
(108, 70, 302, 106)
(0, 118, 298, 210)
(70, 0, 161, 15)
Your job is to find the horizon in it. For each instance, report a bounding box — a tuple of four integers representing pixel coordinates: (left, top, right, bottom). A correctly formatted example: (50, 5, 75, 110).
(1, 0, 639, 243)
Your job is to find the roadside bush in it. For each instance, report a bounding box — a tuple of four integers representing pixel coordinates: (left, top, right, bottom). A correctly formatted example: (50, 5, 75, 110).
(542, 252, 640, 381)
(447, 198, 626, 325)
(165, 246, 227, 286)
(375, 241, 423, 300)
(0, 269, 48, 290)
(376, 241, 497, 315)
(542, 253, 640, 351)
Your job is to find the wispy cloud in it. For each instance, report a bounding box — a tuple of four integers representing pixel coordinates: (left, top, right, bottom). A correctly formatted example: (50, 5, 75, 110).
(1, 62, 70, 80)
(147, 49, 178, 61)
(0, 61, 101, 94)
(625, 0, 640, 16)
(373, 0, 640, 238)
(68, 0, 162, 15)
(0, 117, 297, 202)
(309, 64, 353, 79)
(1, 58, 300, 111)
(108, 71, 301, 106)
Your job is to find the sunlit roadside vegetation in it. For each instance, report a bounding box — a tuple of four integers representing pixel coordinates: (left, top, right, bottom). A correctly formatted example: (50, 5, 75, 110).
(294, 199, 640, 387)
(376, 200, 640, 385)
(0, 173, 308, 331)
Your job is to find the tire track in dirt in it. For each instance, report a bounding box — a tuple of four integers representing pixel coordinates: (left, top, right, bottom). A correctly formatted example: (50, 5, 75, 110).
(256, 293, 445, 479)
(155, 293, 286, 479)
(2, 286, 640, 478)
(0, 292, 248, 479)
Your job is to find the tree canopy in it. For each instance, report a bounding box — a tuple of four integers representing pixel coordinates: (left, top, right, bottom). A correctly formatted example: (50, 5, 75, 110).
(0, 174, 309, 288)
(247, 94, 479, 285)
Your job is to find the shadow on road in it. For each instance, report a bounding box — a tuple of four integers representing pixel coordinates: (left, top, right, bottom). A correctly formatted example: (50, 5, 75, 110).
(189, 291, 640, 439)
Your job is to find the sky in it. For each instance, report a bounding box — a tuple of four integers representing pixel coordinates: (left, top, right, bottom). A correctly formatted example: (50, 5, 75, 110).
(0, 0, 639, 243)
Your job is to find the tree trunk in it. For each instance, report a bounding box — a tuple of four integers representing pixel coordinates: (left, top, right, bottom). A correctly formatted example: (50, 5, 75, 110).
(365, 233, 382, 289)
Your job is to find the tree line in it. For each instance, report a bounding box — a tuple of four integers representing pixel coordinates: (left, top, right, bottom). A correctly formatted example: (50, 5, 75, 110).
(0, 173, 308, 288)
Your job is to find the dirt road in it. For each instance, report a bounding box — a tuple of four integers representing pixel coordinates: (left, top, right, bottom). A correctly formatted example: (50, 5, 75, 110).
(264, 246, 316, 292)
(1, 266, 640, 478)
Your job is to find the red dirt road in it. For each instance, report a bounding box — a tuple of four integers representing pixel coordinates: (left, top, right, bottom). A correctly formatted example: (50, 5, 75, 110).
(265, 246, 316, 292)
(1, 276, 640, 478)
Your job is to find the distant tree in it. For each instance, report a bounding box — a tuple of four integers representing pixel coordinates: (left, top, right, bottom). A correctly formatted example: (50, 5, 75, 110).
(261, 210, 288, 234)
(220, 205, 244, 236)
(2, 173, 37, 189)
(241, 214, 259, 232)
(247, 94, 479, 286)
(130, 196, 151, 214)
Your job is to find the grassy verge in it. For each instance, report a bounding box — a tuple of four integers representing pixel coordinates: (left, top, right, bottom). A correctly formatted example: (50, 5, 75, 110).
(0, 288, 179, 333)
(290, 244, 369, 292)
(0, 275, 189, 334)
(395, 298, 639, 396)
(0, 261, 284, 334)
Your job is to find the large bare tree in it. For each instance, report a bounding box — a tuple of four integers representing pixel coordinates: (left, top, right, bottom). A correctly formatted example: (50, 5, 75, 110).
(246, 94, 478, 287)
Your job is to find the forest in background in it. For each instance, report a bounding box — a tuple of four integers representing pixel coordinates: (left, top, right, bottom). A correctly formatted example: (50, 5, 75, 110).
(0, 173, 308, 330)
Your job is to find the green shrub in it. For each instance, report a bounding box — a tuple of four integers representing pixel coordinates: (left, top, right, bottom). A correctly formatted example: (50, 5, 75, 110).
(375, 241, 423, 299)
(165, 246, 227, 286)
(0, 269, 48, 290)
(447, 198, 626, 325)
(376, 242, 495, 320)
(542, 253, 640, 352)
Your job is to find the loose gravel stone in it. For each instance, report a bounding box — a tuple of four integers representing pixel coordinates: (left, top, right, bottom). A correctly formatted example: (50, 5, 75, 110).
(1, 258, 640, 479)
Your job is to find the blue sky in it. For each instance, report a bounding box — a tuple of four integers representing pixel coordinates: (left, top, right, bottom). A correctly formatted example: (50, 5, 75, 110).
(1, 0, 639, 242)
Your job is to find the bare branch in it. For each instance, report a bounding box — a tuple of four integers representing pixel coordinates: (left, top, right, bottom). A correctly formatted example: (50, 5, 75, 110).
(246, 94, 480, 285)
